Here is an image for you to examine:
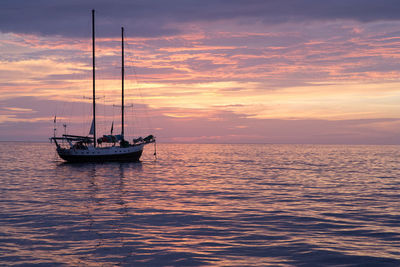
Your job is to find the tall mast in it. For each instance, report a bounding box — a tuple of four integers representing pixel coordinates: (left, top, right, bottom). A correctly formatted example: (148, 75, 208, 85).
(121, 26, 125, 139)
(92, 9, 96, 147)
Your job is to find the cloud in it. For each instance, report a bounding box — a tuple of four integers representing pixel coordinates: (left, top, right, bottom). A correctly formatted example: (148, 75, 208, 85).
(154, 107, 400, 144)
(2, 1, 400, 38)
(1, 96, 399, 144)
(2, 2, 400, 144)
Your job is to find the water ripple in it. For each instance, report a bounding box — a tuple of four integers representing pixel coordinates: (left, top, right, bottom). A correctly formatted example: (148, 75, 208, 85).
(0, 143, 400, 266)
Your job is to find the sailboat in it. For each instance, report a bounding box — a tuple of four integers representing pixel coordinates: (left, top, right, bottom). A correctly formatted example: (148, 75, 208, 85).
(50, 10, 155, 163)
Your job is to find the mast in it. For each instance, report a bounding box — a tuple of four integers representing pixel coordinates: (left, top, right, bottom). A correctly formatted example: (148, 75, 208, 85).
(121, 26, 125, 139)
(92, 9, 96, 147)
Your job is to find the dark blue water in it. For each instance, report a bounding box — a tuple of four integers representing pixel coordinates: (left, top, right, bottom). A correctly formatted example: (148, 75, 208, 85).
(1, 143, 400, 266)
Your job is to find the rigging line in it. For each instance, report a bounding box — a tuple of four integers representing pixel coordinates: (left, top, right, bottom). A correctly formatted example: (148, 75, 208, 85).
(112, 103, 115, 133)
(79, 98, 85, 136)
(85, 99, 91, 136)
(53, 100, 58, 138)
(131, 103, 136, 137)
(113, 103, 134, 137)
(76, 18, 92, 138)
(123, 40, 137, 137)
(80, 99, 84, 136)
(125, 41, 154, 135)
(126, 103, 135, 137)
(66, 101, 72, 136)
(60, 101, 67, 124)
(103, 84, 106, 137)
(82, 95, 91, 136)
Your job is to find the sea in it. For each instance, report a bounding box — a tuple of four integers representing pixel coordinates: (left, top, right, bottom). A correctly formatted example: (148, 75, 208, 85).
(1, 142, 400, 266)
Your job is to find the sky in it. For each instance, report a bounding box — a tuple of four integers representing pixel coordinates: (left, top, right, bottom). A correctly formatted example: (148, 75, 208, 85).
(1, 0, 400, 144)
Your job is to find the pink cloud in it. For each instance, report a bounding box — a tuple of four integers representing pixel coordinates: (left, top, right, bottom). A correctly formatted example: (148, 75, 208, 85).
(2, 15, 400, 144)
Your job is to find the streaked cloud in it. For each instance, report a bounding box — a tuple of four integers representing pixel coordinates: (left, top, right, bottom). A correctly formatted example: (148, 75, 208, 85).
(1, 1, 400, 143)
(2, 1, 400, 37)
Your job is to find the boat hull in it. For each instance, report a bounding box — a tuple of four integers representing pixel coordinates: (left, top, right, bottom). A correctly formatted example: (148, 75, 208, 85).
(56, 145, 144, 163)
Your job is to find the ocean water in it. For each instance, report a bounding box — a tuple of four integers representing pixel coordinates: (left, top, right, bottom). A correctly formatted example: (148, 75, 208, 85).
(0, 142, 400, 266)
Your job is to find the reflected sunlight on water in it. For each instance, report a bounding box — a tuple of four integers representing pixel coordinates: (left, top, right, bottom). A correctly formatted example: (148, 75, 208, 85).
(0, 143, 400, 266)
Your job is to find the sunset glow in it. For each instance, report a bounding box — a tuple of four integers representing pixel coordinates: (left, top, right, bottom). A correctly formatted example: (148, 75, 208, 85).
(1, 1, 400, 143)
